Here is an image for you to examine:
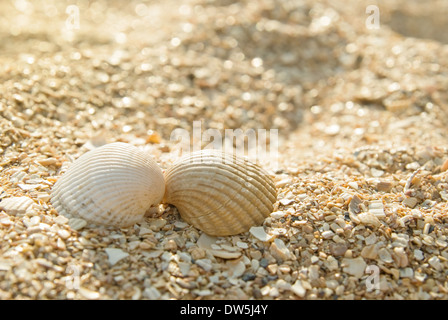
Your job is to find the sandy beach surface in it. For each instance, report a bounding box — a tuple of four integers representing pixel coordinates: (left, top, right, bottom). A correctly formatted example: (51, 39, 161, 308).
(1, 0, 448, 300)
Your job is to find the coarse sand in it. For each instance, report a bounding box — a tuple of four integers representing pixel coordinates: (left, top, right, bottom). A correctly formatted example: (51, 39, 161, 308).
(0, 0, 448, 300)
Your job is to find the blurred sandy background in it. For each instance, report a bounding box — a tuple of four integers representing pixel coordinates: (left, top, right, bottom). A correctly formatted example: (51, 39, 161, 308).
(1, 0, 448, 300)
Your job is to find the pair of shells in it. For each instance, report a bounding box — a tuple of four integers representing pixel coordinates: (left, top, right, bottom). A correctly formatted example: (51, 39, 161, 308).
(51, 142, 277, 236)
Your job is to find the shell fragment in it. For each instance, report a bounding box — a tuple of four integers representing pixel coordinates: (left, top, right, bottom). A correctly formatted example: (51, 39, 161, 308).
(0, 196, 38, 216)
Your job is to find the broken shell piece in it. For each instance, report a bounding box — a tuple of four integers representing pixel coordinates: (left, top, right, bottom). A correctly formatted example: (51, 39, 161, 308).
(440, 191, 448, 201)
(348, 194, 363, 215)
(51, 142, 165, 228)
(348, 194, 362, 223)
(348, 194, 381, 227)
(403, 197, 418, 208)
(105, 248, 129, 266)
(164, 149, 277, 236)
(368, 200, 386, 218)
(209, 249, 241, 259)
(376, 180, 393, 192)
(440, 159, 448, 172)
(0, 196, 38, 216)
(357, 212, 381, 228)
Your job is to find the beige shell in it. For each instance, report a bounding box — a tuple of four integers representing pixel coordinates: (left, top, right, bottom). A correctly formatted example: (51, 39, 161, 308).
(164, 149, 277, 236)
(0, 196, 38, 216)
(51, 142, 165, 228)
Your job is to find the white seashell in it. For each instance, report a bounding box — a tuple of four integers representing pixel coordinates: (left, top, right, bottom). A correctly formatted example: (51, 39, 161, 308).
(0, 196, 38, 216)
(51, 142, 165, 228)
(164, 149, 277, 236)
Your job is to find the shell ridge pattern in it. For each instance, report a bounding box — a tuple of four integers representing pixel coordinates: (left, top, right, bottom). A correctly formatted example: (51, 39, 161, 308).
(51, 142, 165, 227)
(163, 149, 277, 236)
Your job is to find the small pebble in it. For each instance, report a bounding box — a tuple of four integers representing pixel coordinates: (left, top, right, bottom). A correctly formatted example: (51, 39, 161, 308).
(260, 258, 269, 268)
(242, 273, 256, 281)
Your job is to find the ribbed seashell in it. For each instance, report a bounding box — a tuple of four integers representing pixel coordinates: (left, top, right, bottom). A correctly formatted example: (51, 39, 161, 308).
(51, 142, 165, 228)
(164, 150, 277, 236)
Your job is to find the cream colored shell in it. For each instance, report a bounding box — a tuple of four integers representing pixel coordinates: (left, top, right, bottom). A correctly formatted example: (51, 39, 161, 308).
(164, 150, 277, 236)
(0, 196, 38, 216)
(51, 142, 165, 228)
